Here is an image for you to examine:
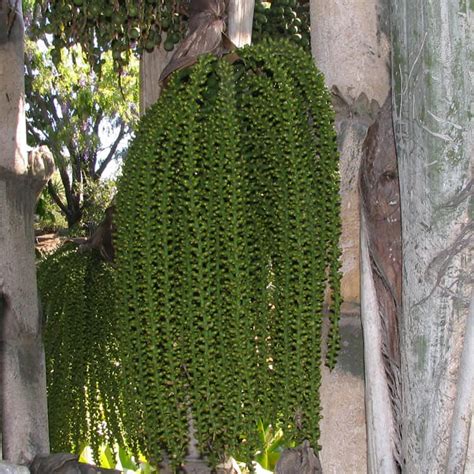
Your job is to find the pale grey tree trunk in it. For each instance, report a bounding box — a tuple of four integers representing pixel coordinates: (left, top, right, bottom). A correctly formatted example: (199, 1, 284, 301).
(311, 0, 391, 313)
(310, 1, 394, 471)
(0, 0, 52, 465)
(360, 217, 399, 474)
(391, 1, 473, 472)
(360, 96, 402, 473)
(447, 295, 474, 472)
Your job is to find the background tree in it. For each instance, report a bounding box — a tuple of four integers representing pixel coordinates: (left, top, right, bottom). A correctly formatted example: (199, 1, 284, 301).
(25, 31, 139, 230)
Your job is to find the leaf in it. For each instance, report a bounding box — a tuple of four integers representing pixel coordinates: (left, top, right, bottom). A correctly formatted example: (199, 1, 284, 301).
(100, 445, 116, 469)
(119, 446, 138, 470)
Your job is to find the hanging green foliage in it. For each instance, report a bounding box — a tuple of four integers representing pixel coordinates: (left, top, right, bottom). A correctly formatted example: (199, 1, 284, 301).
(38, 38, 340, 471)
(32, 0, 187, 69)
(113, 38, 341, 468)
(252, 0, 310, 49)
(38, 244, 125, 461)
(32, 0, 312, 74)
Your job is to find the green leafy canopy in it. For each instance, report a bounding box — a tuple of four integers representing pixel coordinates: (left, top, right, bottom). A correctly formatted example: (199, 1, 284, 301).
(26, 38, 139, 147)
(25, 33, 139, 229)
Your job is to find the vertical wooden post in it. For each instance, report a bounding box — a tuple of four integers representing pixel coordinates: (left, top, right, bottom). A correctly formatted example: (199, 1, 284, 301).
(139, 45, 174, 115)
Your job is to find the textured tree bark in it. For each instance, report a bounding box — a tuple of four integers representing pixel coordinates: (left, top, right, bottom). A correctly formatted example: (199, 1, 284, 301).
(159, 0, 227, 84)
(140, 0, 254, 115)
(0, 0, 52, 464)
(360, 219, 398, 474)
(447, 295, 474, 472)
(391, 0, 473, 471)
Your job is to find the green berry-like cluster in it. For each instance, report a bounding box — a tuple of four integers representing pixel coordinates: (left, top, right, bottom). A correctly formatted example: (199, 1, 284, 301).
(33, 0, 186, 70)
(37, 39, 341, 470)
(38, 244, 125, 461)
(252, 0, 310, 50)
(114, 39, 341, 467)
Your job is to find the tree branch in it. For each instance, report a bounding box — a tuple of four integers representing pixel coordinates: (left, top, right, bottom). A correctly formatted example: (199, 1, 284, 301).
(89, 150, 98, 178)
(92, 110, 103, 137)
(47, 180, 68, 215)
(48, 94, 61, 124)
(27, 122, 46, 145)
(58, 167, 73, 211)
(95, 121, 126, 179)
(24, 55, 59, 131)
(90, 110, 104, 175)
(67, 145, 82, 187)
